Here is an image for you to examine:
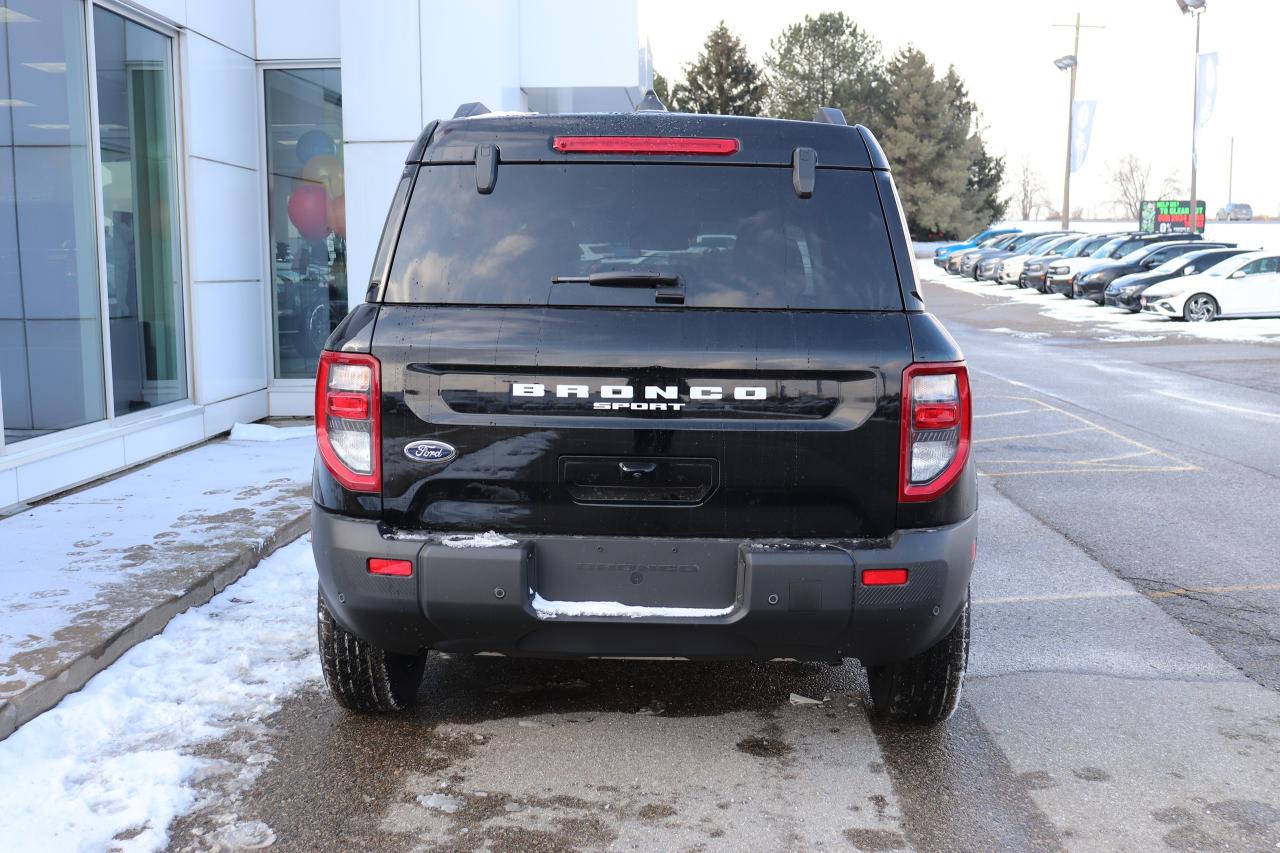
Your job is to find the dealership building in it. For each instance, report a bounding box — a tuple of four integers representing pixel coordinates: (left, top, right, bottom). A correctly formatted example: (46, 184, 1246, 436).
(0, 0, 648, 507)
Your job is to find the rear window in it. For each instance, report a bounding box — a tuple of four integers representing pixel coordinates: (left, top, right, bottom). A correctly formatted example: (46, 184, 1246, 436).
(383, 164, 903, 310)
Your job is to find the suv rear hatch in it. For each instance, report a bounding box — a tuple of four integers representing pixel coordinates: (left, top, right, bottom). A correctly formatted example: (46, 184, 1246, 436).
(370, 127, 914, 541)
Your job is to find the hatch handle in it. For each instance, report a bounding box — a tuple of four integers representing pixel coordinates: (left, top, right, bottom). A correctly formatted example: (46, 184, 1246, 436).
(792, 147, 817, 198)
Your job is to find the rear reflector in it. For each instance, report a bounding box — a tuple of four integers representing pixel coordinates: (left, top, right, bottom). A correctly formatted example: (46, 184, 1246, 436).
(862, 568, 909, 586)
(552, 136, 739, 155)
(368, 558, 413, 577)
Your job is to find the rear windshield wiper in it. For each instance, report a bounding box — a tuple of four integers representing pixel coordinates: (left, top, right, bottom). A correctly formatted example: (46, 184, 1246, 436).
(552, 271, 681, 287)
(552, 271, 684, 303)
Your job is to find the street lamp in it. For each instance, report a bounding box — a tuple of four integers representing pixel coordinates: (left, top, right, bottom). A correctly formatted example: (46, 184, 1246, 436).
(1177, 0, 1206, 233)
(1055, 25, 1080, 231)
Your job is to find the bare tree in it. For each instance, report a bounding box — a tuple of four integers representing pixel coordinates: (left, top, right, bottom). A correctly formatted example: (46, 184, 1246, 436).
(1008, 157, 1048, 221)
(1109, 154, 1155, 220)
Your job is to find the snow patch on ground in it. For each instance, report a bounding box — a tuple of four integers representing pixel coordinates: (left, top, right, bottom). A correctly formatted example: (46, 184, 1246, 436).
(417, 792, 464, 813)
(229, 421, 314, 442)
(989, 327, 1050, 340)
(531, 592, 735, 620)
(441, 531, 519, 548)
(917, 258, 1280, 344)
(0, 536, 321, 852)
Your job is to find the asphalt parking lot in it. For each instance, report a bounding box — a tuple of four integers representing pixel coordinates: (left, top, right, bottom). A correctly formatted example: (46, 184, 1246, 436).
(163, 273, 1280, 853)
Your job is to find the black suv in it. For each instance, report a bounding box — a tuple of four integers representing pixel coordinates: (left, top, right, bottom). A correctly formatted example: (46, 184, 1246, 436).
(311, 102, 977, 726)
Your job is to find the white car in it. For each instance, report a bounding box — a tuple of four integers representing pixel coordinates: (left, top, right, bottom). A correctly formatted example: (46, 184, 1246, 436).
(996, 234, 1079, 285)
(1141, 251, 1280, 321)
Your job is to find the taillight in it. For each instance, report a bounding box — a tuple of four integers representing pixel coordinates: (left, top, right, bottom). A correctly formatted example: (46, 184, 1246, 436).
(552, 136, 739, 155)
(900, 362, 971, 502)
(316, 351, 381, 493)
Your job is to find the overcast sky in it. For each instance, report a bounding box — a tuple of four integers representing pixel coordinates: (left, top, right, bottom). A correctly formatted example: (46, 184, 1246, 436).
(638, 0, 1278, 219)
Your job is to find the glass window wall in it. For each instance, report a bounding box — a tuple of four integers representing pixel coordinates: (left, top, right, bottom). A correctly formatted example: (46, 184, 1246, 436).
(263, 67, 346, 379)
(0, 0, 105, 443)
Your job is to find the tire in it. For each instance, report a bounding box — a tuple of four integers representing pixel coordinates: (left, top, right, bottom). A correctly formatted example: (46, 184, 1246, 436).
(317, 591, 425, 712)
(1183, 293, 1219, 322)
(865, 592, 969, 726)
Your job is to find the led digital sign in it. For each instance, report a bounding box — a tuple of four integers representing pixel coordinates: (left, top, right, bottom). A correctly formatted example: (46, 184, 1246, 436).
(1140, 200, 1207, 233)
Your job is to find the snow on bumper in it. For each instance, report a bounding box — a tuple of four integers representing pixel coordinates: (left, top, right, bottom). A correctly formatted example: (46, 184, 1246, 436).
(311, 507, 977, 666)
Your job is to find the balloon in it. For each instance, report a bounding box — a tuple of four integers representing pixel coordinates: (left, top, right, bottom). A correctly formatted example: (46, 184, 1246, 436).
(295, 129, 335, 165)
(327, 194, 346, 240)
(302, 154, 344, 199)
(287, 183, 329, 241)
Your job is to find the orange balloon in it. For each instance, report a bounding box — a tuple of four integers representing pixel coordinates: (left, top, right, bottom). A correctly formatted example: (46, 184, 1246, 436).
(302, 154, 344, 199)
(327, 194, 346, 239)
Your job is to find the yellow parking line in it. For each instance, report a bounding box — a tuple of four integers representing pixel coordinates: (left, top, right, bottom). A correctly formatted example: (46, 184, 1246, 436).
(974, 426, 1095, 444)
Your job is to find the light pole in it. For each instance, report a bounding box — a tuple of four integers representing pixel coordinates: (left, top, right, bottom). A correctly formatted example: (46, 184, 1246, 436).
(1178, 0, 1206, 232)
(1055, 48, 1077, 231)
(1052, 14, 1102, 229)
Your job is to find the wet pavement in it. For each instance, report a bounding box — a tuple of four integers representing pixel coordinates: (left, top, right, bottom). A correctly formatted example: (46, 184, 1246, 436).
(168, 278, 1280, 852)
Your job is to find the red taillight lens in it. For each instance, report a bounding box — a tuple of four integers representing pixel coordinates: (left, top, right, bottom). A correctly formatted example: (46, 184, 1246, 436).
(368, 558, 413, 577)
(326, 392, 370, 420)
(552, 136, 739, 155)
(862, 568, 909, 586)
(913, 402, 961, 430)
(316, 351, 381, 493)
(900, 363, 971, 502)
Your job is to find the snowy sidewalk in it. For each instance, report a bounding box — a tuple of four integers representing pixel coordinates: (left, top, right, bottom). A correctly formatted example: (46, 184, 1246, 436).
(0, 422, 315, 740)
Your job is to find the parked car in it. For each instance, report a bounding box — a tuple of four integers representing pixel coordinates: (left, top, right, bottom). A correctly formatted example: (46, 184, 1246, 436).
(312, 105, 977, 726)
(1105, 247, 1254, 312)
(1047, 232, 1202, 297)
(933, 227, 1020, 266)
(975, 232, 1071, 281)
(997, 234, 1081, 286)
(948, 232, 1021, 275)
(1142, 251, 1280, 321)
(961, 232, 1050, 279)
(1216, 203, 1253, 222)
(1023, 233, 1130, 292)
(1074, 241, 1233, 304)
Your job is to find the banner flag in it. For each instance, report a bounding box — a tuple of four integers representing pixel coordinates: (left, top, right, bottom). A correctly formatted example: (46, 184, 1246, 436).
(1070, 100, 1097, 173)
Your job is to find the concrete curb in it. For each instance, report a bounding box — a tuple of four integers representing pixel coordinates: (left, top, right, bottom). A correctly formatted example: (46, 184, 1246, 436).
(0, 510, 311, 742)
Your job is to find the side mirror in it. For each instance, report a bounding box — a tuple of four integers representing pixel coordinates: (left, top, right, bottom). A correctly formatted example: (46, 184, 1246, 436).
(1229, 270, 1246, 279)
(1182, 267, 1196, 275)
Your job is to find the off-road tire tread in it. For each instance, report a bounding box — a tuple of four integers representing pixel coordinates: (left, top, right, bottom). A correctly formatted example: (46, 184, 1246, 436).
(317, 591, 423, 712)
(866, 593, 970, 726)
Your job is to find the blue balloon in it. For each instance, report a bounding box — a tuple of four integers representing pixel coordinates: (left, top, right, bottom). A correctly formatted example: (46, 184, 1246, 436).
(296, 129, 335, 166)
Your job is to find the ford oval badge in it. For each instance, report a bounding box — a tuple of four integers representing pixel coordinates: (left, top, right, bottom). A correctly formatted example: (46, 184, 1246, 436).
(404, 440, 457, 464)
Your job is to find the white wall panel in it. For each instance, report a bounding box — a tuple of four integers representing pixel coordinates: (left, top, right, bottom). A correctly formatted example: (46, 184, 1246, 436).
(122, 411, 205, 465)
(203, 390, 269, 437)
(518, 0, 639, 89)
(255, 0, 340, 60)
(187, 157, 261, 283)
(190, 281, 267, 404)
(342, 141, 410, 311)
(420, 0, 522, 120)
(0, 468, 18, 510)
(186, 33, 258, 169)
(16, 438, 126, 504)
(186, 0, 254, 57)
(338, 0, 421, 141)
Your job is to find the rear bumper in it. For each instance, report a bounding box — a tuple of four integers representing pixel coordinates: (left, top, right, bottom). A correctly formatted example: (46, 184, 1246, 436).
(312, 507, 977, 666)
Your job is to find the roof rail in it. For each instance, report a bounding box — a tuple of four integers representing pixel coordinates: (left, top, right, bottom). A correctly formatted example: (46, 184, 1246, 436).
(453, 102, 491, 119)
(813, 106, 847, 125)
(635, 89, 667, 112)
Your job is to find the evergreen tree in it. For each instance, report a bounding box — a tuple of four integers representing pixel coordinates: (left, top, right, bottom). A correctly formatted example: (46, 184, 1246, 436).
(763, 12, 884, 123)
(670, 22, 767, 116)
(877, 48, 1005, 238)
(651, 71, 672, 109)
